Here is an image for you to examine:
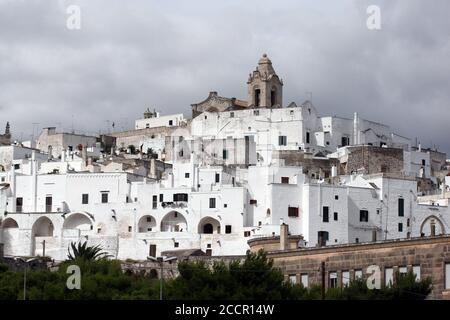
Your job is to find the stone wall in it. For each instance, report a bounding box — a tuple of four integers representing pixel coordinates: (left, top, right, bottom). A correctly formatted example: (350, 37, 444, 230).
(252, 236, 450, 299)
(343, 146, 404, 175)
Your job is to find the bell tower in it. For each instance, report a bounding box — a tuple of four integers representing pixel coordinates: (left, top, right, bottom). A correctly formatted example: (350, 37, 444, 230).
(247, 54, 283, 108)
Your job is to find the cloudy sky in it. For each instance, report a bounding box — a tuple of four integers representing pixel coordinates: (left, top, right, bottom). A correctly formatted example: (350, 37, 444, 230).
(0, 0, 449, 153)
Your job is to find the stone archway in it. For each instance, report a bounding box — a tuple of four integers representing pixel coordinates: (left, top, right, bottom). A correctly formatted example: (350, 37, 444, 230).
(160, 211, 187, 232)
(198, 217, 221, 234)
(420, 215, 445, 236)
(31, 216, 55, 256)
(1, 218, 19, 256)
(62, 213, 93, 237)
(138, 215, 157, 233)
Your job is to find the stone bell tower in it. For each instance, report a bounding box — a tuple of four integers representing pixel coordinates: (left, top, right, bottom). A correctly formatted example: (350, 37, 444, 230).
(247, 54, 283, 108)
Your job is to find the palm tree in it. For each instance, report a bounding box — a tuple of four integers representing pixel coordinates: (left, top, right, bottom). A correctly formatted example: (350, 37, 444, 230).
(67, 241, 111, 261)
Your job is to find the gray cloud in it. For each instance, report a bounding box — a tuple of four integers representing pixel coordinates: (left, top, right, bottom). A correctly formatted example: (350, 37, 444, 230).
(0, 0, 449, 153)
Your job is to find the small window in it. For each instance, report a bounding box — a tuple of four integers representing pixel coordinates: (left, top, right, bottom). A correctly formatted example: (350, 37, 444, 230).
(168, 120, 173, 126)
(146, 123, 150, 128)
(289, 274, 297, 284)
(97, 228, 101, 234)
(329, 272, 338, 288)
(185, 173, 190, 178)
(355, 270, 363, 280)
(385, 268, 394, 287)
(174, 242, 179, 248)
(398, 223, 403, 232)
(323, 206, 329, 223)
(360, 210, 369, 222)
(209, 198, 216, 208)
(225, 225, 232, 234)
(222, 149, 228, 159)
(355, 238, 359, 243)
(250, 199, 257, 205)
(288, 206, 299, 217)
(306, 131, 310, 144)
(398, 198, 404, 217)
(422, 159, 426, 166)
(128, 226, 132, 232)
(14, 164, 20, 170)
(410, 265, 420, 281)
(301, 274, 309, 288)
(101, 193, 108, 204)
(281, 177, 289, 184)
(146, 216, 152, 222)
(445, 264, 450, 289)
(159, 194, 163, 202)
(244, 231, 251, 237)
(342, 271, 350, 287)
(334, 195, 339, 200)
(152, 195, 157, 209)
(82, 194, 89, 204)
(16, 197, 23, 212)
(278, 136, 287, 146)
(253, 110, 260, 116)
(333, 212, 338, 221)
(215, 173, 220, 183)
(230, 112, 234, 118)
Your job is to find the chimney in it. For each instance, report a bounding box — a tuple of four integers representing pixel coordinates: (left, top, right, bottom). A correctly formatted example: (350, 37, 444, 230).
(149, 158, 156, 179)
(280, 223, 289, 251)
(81, 145, 87, 165)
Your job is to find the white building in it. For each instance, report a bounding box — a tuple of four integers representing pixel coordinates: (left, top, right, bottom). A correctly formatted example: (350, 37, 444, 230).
(135, 109, 185, 130)
(1, 54, 448, 261)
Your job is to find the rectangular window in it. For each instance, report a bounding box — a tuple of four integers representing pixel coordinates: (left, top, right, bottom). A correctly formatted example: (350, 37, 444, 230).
(335, 195, 339, 200)
(399, 266, 407, 275)
(398, 198, 404, 217)
(230, 112, 234, 118)
(185, 173, 190, 178)
(342, 271, 350, 287)
(281, 177, 289, 184)
(225, 225, 232, 234)
(288, 206, 299, 217)
(45, 196, 52, 212)
(329, 272, 338, 288)
(278, 136, 287, 146)
(413, 265, 421, 281)
(355, 270, 363, 280)
(16, 197, 23, 213)
(446, 263, 450, 289)
(173, 193, 188, 202)
(323, 206, 329, 223)
(128, 226, 132, 232)
(159, 194, 163, 202)
(301, 274, 309, 288)
(101, 193, 108, 204)
(422, 159, 426, 166)
(222, 149, 228, 159)
(334, 212, 338, 221)
(360, 210, 369, 222)
(244, 231, 251, 237)
(209, 198, 216, 208)
(341, 136, 350, 146)
(152, 195, 157, 209)
(215, 173, 220, 183)
(306, 131, 310, 144)
(249, 199, 257, 205)
(82, 194, 89, 204)
(398, 223, 403, 232)
(385, 268, 394, 287)
(289, 274, 297, 284)
(168, 120, 173, 126)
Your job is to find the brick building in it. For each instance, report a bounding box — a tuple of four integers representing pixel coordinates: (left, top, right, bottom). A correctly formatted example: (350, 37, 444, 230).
(248, 225, 450, 299)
